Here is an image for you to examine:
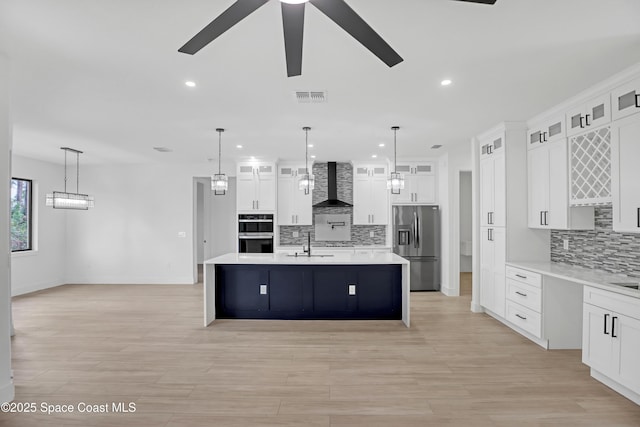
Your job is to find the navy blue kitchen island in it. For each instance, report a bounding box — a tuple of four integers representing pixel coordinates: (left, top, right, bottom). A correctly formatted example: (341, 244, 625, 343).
(204, 253, 411, 327)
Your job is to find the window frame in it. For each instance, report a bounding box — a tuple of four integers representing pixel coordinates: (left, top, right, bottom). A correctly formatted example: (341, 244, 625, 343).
(10, 177, 33, 253)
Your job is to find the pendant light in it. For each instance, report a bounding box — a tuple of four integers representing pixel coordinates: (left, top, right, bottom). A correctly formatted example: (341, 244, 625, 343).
(45, 147, 95, 210)
(387, 126, 405, 194)
(211, 128, 228, 195)
(298, 126, 315, 194)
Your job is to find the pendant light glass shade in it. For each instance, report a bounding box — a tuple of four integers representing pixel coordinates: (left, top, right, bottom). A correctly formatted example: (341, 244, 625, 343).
(211, 128, 228, 195)
(45, 147, 95, 210)
(298, 126, 314, 195)
(387, 126, 405, 194)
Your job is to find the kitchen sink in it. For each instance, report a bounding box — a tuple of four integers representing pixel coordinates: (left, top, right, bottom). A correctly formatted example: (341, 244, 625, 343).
(610, 282, 640, 290)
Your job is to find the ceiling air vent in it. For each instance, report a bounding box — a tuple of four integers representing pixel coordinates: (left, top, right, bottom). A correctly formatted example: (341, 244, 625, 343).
(431, 145, 443, 149)
(153, 147, 172, 153)
(295, 91, 328, 103)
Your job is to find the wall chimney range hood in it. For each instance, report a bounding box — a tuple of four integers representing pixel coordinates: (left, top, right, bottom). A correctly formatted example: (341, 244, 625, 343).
(313, 162, 352, 208)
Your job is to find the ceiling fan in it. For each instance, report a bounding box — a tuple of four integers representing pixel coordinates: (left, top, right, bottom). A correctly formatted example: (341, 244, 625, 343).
(179, 0, 497, 77)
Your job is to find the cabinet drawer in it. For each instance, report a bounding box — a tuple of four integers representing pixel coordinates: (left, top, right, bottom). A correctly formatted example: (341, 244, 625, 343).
(583, 286, 640, 321)
(506, 300, 542, 338)
(506, 279, 542, 312)
(506, 266, 542, 288)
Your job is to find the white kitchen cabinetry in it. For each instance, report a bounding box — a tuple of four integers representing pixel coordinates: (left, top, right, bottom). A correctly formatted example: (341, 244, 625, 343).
(480, 226, 506, 317)
(611, 113, 640, 233)
(583, 286, 640, 404)
(236, 162, 276, 212)
(527, 140, 593, 230)
(527, 114, 565, 149)
(611, 75, 640, 121)
(566, 94, 611, 137)
(390, 162, 436, 205)
(277, 165, 312, 225)
(353, 164, 388, 225)
(479, 134, 505, 227)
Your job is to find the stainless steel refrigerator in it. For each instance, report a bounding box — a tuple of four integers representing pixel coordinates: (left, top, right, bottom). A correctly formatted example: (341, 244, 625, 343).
(393, 205, 441, 291)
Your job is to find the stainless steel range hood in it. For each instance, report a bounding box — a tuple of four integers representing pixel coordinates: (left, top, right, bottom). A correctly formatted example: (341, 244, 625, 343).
(313, 162, 352, 208)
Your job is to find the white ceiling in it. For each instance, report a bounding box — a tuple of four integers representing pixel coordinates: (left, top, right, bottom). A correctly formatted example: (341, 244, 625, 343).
(2, 0, 640, 165)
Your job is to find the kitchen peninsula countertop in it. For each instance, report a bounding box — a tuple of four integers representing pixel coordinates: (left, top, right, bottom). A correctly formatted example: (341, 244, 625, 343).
(506, 261, 640, 299)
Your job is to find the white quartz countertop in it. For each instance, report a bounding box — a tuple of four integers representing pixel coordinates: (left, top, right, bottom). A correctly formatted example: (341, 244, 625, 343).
(205, 252, 409, 265)
(507, 261, 640, 299)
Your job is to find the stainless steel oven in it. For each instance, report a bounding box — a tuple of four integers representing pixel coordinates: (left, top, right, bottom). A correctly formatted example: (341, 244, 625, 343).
(238, 214, 274, 253)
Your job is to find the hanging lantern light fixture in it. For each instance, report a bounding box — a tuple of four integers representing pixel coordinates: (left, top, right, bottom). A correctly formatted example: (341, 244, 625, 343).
(298, 126, 315, 194)
(387, 126, 405, 194)
(45, 147, 95, 210)
(211, 128, 228, 195)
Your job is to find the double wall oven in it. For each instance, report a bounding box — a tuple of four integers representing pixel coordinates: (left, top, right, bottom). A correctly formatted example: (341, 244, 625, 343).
(238, 214, 274, 253)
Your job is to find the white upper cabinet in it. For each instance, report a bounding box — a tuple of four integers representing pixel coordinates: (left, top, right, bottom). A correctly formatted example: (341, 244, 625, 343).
(611, 113, 640, 233)
(566, 93, 611, 137)
(527, 114, 565, 149)
(353, 164, 388, 225)
(611, 75, 640, 121)
(479, 133, 505, 228)
(527, 139, 594, 230)
(277, 165, 312, 226)
(390, 162, 436, 205)
(236, 162, 276, 212)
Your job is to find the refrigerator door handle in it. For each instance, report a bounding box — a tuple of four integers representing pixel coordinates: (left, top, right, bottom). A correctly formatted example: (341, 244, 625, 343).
(415, 212, 420, 248)
(413, 211, 418, 248)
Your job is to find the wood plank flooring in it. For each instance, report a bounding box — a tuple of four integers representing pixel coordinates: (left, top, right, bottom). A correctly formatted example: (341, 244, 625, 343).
(2, 282, 639, 426)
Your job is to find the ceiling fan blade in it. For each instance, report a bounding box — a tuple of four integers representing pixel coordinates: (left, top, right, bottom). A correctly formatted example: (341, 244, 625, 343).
(452, 0, 497, 4)
(178, 0, 269, 55)
(281, 2, 305, 77)
(309, 0, 403, 68)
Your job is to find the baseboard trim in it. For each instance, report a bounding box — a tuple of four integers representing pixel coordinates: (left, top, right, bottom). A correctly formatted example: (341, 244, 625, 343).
(0, 379, 15, 404)
(65, 277, 195, 285)
(591, 369, 640, 406)
(440, 284, 459, 297)
(12, 280, 65, 297)
(470, 300, 484, 313)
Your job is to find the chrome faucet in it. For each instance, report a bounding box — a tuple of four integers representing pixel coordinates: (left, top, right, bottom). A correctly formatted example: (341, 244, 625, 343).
(303, 232, 312, 257)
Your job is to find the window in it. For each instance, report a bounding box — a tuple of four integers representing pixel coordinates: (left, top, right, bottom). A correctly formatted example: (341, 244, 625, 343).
(11, 178, 32, 252)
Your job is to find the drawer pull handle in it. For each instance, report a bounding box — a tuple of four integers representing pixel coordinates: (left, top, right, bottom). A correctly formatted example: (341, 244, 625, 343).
(515, 314, 527, 320)
(515, 274, 527, 279)
(515, 291, 527, 297)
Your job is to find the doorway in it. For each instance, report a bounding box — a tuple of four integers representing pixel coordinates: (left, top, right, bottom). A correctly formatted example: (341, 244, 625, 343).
(192, 177, 237, 284)
(459, 171, 472, 296)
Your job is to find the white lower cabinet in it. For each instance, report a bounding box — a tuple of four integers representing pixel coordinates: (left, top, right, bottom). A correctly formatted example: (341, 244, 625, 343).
(583, 286, 640, 403)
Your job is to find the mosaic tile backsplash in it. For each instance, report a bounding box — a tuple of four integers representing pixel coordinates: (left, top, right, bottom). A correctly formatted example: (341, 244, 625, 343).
(551, 206, 640, 278)
(279, 162, 387, 247)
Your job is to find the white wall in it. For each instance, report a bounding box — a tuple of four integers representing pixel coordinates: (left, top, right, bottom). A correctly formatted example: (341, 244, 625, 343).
(0, 54, 15, 404)
(439, 143, 472, 297)
(210, 177, 237, 259)
(11, 155, 67, 296)
(196, 182, 204, 264)
(64, 162, 235, 284)
(459, 171, 472, 273)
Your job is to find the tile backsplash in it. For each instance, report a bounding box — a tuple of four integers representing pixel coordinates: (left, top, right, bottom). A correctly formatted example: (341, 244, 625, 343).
(279, 162, 387, 247)
(551, 206, 640, 278)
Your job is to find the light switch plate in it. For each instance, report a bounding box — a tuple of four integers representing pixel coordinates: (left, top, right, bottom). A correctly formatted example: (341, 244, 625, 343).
(563, 239, 569, 250)
(293, 231, 299, 238)
(369, 231, 375, 238)
(348, 284, 356, 295)
(260, 285, 267, 295)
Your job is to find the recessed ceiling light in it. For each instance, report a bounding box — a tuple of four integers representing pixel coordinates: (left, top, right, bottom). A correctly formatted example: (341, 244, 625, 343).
(185, 81, 196, 88)
(308, 144, 314, 148)
(379, 143, 385, 147)
(440, 79, 452, 86)
(250, 156, 256, 160)
(371, 154, 377, 158)
(431, 144, 443, 149)
(236, 145, 243, 149)
(311, 155, 316, 159)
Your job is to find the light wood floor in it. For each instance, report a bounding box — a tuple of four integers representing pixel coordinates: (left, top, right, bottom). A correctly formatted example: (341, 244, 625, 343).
(2, 283, 640, 427)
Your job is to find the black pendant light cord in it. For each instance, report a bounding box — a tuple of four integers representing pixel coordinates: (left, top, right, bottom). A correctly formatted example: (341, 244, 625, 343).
(216, 128, 225, 174)
(392, 126, 399, 173)
(76, 151, 80, 194)
(63, 149, 68, 193)
(303, 126, 311, 174)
